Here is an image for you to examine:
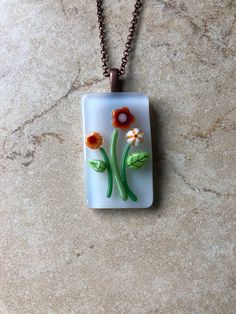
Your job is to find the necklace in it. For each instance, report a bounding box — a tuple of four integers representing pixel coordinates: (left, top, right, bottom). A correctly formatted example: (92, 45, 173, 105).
(81, 0, 153, 208)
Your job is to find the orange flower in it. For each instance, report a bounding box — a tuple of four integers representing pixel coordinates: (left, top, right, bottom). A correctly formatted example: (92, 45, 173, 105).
(85, 132, 103, 149)
(112, 107, 135, 130)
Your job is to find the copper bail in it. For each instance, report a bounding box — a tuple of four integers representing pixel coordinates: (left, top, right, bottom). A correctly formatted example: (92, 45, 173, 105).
(109, 68, 120, 92)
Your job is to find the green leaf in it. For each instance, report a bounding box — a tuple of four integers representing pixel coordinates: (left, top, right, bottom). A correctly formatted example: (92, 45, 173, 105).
(89, 160, 107, 173)
(127, 152, 150, 170)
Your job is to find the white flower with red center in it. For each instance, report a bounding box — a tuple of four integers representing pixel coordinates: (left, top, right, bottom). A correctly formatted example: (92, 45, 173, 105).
(126, 128, 144, 146)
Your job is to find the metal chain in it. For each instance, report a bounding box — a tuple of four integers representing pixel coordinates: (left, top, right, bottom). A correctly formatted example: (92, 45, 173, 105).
(96, 0, 144, 77)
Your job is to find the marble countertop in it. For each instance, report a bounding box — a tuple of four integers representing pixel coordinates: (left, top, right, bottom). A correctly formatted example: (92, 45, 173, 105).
(0, 0, 235, 313)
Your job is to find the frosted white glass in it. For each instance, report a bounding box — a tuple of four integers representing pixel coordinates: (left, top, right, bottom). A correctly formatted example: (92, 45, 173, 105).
(81, 92, 153, 208)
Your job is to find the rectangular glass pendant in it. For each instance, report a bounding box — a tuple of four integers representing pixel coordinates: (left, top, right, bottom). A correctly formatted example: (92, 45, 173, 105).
(81, 92, 153, 208)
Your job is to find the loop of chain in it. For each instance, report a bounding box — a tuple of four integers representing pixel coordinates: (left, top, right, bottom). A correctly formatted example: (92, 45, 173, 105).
(96, 0, 144, 77)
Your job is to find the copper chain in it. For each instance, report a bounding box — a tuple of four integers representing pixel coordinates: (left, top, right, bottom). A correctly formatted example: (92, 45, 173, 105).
(96, 0, 144, 77)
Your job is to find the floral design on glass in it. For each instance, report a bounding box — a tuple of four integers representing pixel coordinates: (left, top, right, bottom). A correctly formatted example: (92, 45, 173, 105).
(85, 107, 150, 201)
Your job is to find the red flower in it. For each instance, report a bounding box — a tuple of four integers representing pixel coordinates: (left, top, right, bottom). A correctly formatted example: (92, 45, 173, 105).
(112, 107, 135, 130)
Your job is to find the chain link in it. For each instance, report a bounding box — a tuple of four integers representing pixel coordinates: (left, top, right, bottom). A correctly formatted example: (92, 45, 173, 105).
(96, 0, 144, 77)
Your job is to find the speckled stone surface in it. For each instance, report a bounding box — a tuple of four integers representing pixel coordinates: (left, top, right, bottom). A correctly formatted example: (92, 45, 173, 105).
(0, 0, 236, 313)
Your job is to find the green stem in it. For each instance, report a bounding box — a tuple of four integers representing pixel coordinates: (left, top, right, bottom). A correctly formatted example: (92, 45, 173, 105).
(110, 129, 127, 201)
(99, 147, 113, 198)
(121, 143, 138, 202)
